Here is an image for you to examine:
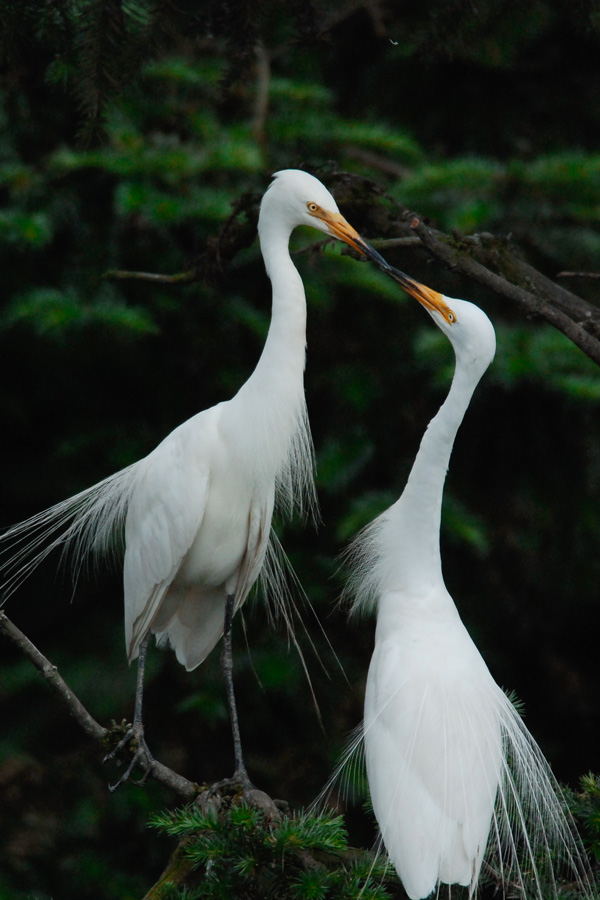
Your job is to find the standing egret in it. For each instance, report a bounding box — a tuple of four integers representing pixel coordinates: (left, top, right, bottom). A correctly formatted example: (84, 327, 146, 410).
(343, 269, 591, 899)
(0, 169, 387, 791)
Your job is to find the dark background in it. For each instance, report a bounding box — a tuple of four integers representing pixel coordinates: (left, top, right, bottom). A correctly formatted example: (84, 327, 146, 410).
(1, 1, 600, 896)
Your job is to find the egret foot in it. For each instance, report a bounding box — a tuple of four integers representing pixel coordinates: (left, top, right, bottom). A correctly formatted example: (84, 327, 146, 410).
(206, 772, 281, 818)
(103, 632, 154, 790)
(207, 767, 254, 797)
(103, 720, 156, 791)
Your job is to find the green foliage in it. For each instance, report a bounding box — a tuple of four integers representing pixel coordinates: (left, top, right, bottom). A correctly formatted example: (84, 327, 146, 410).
(266, 77, 421, 166)
(565, 774, 600, 864)
(2, 3, 600, 898)
(3, 287, 158, 337)
(493, 325, 600, 399)
(149, 804, 393, 900)
(396, 151, 600, 242)
(415, 320, 600, 401)
(0, 208, 53, 246)
(398, 158, 505, 231)
(441, 494, 490, 557)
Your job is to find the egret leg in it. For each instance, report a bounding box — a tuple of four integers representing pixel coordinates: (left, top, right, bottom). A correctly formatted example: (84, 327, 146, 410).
(200, 597, 283, 816)
(104, 632, 156, 791)
(220, 592, 253, 788)
(199, 594, 289, 816)
(206, 595, 286, 812)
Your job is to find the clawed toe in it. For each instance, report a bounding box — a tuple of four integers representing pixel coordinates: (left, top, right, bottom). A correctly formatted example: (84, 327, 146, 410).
(103, 722, 155, 791)
(206, 771, 281, 818)
(208, 770, 255, 798)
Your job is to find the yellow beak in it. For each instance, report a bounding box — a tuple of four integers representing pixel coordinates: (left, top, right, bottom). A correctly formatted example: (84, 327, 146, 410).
(386, 268, 456, 324)
(309, 208, 390, 267)
(309, 204, 456, 324)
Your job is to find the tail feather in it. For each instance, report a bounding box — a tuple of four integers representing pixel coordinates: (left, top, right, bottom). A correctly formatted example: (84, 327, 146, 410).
(153, 583, 227, 671)
(318, 689, 593, 900)
(1, 464, 139, 604)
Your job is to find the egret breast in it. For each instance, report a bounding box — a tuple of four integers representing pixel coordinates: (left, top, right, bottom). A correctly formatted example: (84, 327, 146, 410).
(365, 590, 503, 898)
(178, 466, 257, 589)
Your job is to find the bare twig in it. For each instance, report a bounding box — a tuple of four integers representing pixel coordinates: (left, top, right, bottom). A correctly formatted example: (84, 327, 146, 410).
(103, 268, 198, 284)
(0, 610, 106, 742)
(252, 43, 270, 144)
(0, 611, 198, 800)
(367, 236, 422, 250)
(501, 251, 598, 323)
(558, 271, 600, 279)
(342, 146, 413, 179)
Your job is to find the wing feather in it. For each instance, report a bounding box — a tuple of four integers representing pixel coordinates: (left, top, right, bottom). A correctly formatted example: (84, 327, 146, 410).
(151, 497, 274, 671)
(124, 416, 213, 660)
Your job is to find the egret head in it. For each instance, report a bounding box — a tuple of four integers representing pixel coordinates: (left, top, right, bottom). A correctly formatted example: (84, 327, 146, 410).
(261, 169, 388, 266)
(387, 267, 496, 370)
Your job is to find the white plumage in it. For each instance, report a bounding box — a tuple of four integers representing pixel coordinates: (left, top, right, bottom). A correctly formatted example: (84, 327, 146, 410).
(1, 169, 385, 781)
(365, 594, 502, 898)
(343, 272, 591, 899)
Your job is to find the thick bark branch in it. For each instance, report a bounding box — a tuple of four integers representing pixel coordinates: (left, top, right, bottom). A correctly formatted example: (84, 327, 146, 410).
(0, 611, 199, 800)
(407, 218, 600, 367)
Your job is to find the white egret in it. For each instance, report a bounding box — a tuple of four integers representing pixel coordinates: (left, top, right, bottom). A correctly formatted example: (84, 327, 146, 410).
(0, 169, 387, 790)
(341, 269, 591, 899)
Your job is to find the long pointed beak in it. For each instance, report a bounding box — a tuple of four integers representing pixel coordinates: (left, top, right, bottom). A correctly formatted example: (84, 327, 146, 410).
(310, 206, 456, 323)
(385, 267, 456, 324)
(312, 209, 392, 268)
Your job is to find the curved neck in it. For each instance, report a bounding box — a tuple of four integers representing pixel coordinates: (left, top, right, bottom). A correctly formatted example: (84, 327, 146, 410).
(229, 214, 311, 497)
(238, 218, 307, 400)
(381, 358, 479, 594)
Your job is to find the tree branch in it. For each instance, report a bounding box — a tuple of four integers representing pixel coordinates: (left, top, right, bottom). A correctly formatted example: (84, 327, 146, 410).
(407, 217, 600, 367)
(558, 271, 600, 279)
(100, 176, 600, 367)
(0, 611, 199, 800)
(252, 42, 270, 144)
(103, 268, 199, 284)
(0, 610, 106, 742)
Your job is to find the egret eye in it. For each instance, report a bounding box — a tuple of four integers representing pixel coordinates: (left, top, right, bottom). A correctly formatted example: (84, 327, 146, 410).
(307, 202, 319, 213)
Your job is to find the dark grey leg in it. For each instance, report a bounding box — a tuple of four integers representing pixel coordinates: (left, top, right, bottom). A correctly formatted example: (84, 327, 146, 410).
(220, 592, 252, 788)
(104, 632, 155, 790)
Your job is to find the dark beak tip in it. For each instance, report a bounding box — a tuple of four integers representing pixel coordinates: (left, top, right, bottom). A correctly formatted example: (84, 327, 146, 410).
(360, 240, 392, 270)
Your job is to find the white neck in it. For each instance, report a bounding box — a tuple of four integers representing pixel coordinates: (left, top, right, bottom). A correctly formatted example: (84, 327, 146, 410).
(377, 357, 480, 597)
(235, 215, 307, 411)
(228, 213, 314, 515)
